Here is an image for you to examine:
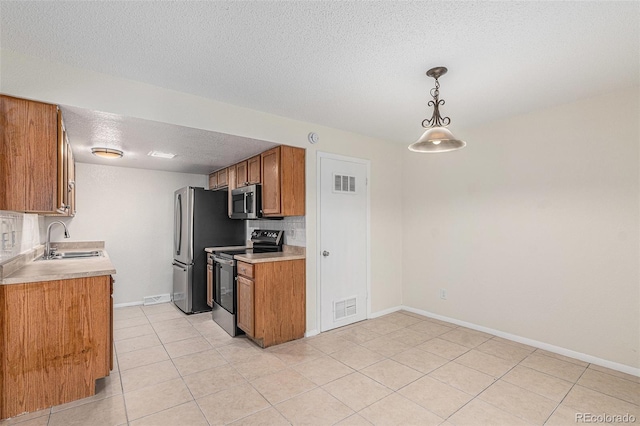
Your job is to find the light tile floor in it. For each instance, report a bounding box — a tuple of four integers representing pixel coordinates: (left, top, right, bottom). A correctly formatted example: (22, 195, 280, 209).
(1, 303, 638, 425)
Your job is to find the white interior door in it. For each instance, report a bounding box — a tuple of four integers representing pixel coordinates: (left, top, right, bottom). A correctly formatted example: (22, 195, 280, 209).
(319, 153, 369, 332)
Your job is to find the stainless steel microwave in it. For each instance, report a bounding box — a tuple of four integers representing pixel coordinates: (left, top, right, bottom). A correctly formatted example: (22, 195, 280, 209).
(230, 184, 262, 219)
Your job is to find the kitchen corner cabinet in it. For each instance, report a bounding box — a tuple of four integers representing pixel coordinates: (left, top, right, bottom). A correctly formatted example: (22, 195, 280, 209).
(0, 95, 76, 216)
(0, 275, 113, 419)
(236, 259, 305, 348)
(261, 146, 305, 217)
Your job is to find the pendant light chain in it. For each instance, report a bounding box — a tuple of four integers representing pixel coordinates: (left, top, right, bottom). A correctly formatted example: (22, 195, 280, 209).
(422, 76, 451, 128)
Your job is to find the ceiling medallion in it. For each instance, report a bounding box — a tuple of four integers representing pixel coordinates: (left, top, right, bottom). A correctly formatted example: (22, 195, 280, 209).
(408, 66, 466, 153)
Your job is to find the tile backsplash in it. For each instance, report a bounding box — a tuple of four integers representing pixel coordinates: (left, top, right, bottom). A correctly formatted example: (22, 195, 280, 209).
(246, 216, 306, 247)
(0, 211, 43, 263)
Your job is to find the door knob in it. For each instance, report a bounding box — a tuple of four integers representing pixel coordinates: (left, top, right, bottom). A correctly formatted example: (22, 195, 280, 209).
(322, 250, 330, 257)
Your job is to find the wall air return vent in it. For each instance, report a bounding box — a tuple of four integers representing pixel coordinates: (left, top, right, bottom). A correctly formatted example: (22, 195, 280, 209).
(143, 293, 171, 305)
(334, 297, 357, 321)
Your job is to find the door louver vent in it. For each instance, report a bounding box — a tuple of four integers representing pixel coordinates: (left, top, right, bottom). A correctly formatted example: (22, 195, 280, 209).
(333, 174, 356, 193)
(334, 297, 357, 321)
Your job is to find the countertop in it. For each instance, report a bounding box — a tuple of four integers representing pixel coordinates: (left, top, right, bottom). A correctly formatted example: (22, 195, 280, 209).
(234, 245, 306, 264)
(0, 241, 116, 285)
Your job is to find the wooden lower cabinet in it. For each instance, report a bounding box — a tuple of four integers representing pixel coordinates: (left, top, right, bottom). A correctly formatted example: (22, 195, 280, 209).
(236, 259, 305, 348)
(0, 275, 113, 419)
(237, 275, 254, 336)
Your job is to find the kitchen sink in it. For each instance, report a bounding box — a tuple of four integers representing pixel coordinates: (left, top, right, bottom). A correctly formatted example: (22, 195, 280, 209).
(39, 250, 103, 260)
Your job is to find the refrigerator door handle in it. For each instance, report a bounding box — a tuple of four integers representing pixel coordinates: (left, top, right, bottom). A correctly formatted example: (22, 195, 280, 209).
(175, 193, 182, 255)
(172, 261, 187, 271)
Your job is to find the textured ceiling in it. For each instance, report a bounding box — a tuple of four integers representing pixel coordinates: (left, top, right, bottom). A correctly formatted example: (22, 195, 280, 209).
(1, 1, 638, 173)
(60, 106, 277, 174)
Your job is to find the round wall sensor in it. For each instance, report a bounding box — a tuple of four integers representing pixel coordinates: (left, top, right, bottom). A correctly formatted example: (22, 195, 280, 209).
(308, 132, 319, 144)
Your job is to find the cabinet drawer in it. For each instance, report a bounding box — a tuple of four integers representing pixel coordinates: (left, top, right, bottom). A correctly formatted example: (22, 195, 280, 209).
(237, 261, 254, 278)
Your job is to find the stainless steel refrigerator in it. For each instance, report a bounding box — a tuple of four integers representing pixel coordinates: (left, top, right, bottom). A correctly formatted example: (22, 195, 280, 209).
(172, 187, 245, 314)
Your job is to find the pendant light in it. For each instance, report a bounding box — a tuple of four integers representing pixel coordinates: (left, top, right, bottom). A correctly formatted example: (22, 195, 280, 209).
(408, 67, 466, 153)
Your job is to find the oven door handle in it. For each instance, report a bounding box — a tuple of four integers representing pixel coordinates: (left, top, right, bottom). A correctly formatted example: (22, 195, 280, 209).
(213, 256, 235, 266)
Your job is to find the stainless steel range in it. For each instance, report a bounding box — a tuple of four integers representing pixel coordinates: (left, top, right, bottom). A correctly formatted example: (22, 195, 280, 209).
(211, 229, 283, 336)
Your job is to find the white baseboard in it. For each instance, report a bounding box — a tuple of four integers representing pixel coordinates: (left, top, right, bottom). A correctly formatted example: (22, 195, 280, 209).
(114, 301, 144, 308)
(143, 293, 172, 306)
(369, 305, 402, 318)
(115, 294, 173, 309)
(374, 305, 639, 378)
(305, 329, 320, 338)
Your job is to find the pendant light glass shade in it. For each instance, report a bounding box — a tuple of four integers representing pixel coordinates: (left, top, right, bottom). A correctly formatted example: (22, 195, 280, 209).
(410, 66, 466, 153)
(408, 127, 466, 153)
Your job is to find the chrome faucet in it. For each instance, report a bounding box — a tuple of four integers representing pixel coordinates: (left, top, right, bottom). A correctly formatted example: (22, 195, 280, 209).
(45, 221, 70, 259)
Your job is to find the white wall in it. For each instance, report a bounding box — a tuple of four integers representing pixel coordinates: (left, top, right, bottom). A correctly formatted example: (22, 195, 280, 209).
(402, 88, 639, 369)
(2, 50, 404, 328)
(46, 163, 206, 304)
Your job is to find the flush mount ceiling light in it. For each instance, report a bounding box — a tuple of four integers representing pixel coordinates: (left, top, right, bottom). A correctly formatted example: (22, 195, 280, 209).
(408, 67, 466, 153)
(147, 151, 176, 159)
(91, 147, 123, 159)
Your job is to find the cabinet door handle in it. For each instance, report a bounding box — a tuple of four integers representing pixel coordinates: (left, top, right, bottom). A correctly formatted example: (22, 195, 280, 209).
(322, 250, 330, 257)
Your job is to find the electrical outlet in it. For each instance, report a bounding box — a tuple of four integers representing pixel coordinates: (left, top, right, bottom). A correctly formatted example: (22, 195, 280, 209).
(439, 289, 447, 300)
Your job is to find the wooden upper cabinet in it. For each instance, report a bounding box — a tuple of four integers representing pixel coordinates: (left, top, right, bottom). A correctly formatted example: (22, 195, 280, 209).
(65, 139, 76, 217)
(261, 146, 305, 217)
(261, 148, 280, 216)
(0, 95, 72, 214)
(208, 168, 228, 190)
(235, 161, 248, 187)
(208, 172, 217, 190)
(43, 112, 76, 217)
(227, 164, 237, 217)
(247, 155, 261, 185)
(235, 155, 260, 188)
(216, 168, 228, 188)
